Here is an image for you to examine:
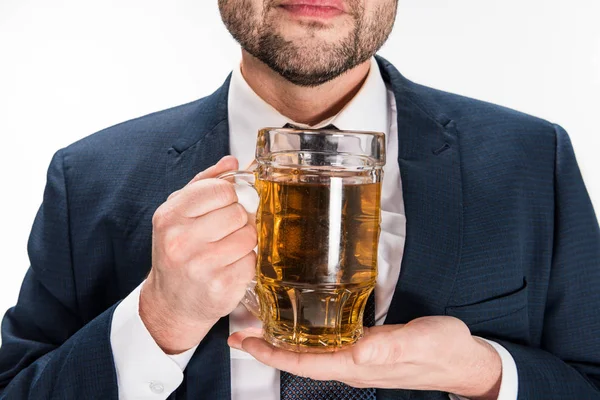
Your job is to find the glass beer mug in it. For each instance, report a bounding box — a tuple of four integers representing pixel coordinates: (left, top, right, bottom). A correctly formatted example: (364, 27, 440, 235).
(219, 127, 385, 352)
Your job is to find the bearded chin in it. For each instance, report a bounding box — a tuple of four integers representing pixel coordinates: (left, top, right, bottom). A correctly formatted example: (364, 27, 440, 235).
(248, 29, 366, 87)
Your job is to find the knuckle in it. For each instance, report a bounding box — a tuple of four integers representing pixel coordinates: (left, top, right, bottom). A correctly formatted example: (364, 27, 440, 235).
(245, 251, 257, 266)
(241, 224, 258, 248)
(187, 260, 204, 281)
(196, 249, 219, 270)
(231, 203, 248, 228)
(208, 273, 234, 294)
(152, 205, 173, 229)
(238, 252, 257, 279)
(192, 170, 204, 181)
(167, 189, 180, 201)
(384, 340, 403, 364)
(208, 277, 226, 294)
(163, 234, 187, 265)
(352, 344, 372, 365)
(211, 180, 237, 206)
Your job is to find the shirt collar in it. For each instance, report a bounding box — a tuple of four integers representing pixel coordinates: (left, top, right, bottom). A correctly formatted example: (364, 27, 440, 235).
(228, 57, 390, 138)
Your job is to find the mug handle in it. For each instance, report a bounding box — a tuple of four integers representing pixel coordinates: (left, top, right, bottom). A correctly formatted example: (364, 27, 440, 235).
(217, 169, 262, 318)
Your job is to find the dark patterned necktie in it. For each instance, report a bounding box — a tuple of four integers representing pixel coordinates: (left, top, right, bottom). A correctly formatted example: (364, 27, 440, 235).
(280, 294, 376, 400)
(279, 122, 377, 399)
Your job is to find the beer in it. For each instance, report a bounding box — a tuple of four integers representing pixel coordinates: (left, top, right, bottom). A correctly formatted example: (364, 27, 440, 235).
(255, 170, 381, 352)
(219, 127, 385, 352)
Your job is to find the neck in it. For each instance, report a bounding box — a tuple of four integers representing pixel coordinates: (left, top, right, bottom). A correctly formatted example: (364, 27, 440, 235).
(240, 50, 371, 126)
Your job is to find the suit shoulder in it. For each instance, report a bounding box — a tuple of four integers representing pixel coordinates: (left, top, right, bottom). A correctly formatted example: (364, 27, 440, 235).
(404, 82, 562, 178)
(54, 93, 220, 200)
(63, 97, 207, 158)
(408, 82, 558, 141)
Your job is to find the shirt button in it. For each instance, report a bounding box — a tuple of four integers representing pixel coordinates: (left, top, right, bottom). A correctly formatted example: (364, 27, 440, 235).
(149, 381, 165, 394)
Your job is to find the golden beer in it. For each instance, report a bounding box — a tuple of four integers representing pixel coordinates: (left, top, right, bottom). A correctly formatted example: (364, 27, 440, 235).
(256, 175, 381, 351)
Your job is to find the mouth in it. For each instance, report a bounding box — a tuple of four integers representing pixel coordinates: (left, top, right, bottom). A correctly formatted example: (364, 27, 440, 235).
(277, 0, 345, 19)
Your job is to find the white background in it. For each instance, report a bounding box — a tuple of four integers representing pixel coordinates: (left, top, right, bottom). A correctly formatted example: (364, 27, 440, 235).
(0, 0, 599, 343)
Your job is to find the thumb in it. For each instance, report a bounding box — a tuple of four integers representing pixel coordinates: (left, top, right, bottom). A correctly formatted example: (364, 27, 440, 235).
(188, 155, 239, 184)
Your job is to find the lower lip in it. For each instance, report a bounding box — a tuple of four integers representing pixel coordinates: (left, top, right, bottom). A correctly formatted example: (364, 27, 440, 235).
(279, 4, 344, 19)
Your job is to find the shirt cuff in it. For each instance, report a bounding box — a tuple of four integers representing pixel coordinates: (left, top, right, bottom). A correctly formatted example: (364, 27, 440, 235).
(110, 281, 198, 399)
(447, 338, 518, 400)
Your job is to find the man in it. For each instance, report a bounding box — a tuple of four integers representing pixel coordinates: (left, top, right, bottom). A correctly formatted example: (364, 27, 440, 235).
(0, 0, 599, 399)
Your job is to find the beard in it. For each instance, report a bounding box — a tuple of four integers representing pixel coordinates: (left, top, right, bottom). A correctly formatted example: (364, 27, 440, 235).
(218, 0, 397, 87)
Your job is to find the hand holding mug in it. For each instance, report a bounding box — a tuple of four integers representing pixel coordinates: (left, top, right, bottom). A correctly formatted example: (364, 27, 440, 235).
(140, 156, 257, 354)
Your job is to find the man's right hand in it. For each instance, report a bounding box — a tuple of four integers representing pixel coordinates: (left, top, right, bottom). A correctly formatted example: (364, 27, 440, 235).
(139, 155, 257, 354)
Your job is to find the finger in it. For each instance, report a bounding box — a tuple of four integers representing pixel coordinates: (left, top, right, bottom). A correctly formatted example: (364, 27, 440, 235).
(189, 155, 239, 184)
(206, 224, 257, 267)
(184, 226, 255, 276)
(192, 202, 249, 243)
(352, 328, 403, 366)
(228, 327, 263, 350)
(363, 325, 403, 335)
(204, 250, 256, 296)
(171, 178, 239, 219)
(223, 250, 257, 288)
(168, 156, 239, 201)
(167, 189, 181, 201)
(241, 338, 349, 381)
(246, 212, 257, 229)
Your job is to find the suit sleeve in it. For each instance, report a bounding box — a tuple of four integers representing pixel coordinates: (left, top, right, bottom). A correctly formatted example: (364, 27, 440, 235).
(0, 150, 119, 399)
(494, 125, 600, 398)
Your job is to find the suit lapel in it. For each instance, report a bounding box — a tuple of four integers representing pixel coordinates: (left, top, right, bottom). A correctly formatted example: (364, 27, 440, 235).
(375, 56, 464, 400)
(167, 75, 232, 193)
(166, 77, 232, 400)
(376, 56, 464, 324)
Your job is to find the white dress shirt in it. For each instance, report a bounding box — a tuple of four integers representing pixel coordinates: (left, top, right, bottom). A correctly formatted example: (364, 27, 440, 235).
(110, 58, 518, 400)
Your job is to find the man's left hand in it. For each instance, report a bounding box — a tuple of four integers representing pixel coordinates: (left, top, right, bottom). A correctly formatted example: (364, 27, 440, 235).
(229, 316, 501, 400)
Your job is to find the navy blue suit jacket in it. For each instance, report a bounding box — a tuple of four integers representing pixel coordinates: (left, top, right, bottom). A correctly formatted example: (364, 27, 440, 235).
(1, 57, 599, 399)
